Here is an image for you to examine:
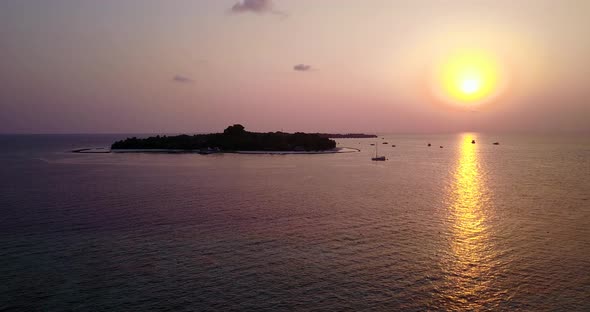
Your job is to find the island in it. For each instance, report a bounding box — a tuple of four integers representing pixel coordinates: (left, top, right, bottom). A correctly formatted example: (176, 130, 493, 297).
(316, 133, 377, 139)
(111, 124, 339, 153)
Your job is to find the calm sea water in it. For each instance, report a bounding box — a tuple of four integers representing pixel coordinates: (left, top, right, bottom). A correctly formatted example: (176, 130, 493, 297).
(1, 133, 589, 311)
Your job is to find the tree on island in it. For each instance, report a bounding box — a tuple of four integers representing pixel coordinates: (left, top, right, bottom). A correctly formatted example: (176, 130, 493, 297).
(223, 124, 246, 136)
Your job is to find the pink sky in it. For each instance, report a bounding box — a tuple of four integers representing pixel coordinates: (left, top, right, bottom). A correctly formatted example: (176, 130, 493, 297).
(1, 0, 589, 133)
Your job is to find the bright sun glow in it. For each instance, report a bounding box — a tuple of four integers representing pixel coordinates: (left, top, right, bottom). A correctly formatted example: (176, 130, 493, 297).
(433, 51, 502, 106)
(460, 78, 480, 94)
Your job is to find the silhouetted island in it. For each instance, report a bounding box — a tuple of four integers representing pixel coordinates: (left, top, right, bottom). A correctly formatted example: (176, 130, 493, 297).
(316, 133, 377, 139)
(111, 124, 337, 152)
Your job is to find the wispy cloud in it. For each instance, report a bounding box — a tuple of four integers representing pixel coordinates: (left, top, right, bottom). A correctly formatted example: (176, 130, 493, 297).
(293, 64, 312, 72)
(172, 75, 193, 83)
(230, 0, 287, 17)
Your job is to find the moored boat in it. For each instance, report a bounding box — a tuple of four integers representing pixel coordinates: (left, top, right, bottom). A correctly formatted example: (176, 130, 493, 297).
(371, 142, 386, 161)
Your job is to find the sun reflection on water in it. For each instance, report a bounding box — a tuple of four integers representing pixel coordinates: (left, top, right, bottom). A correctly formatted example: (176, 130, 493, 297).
(440, 133, 495, 310)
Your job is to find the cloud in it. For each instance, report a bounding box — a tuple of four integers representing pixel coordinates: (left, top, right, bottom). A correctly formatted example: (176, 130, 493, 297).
(293, 64, 312, 72)
(230, 0, 286, 16)
(172, 75, 193, 83)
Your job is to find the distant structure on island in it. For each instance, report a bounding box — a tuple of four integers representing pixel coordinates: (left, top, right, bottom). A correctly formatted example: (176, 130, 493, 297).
(111, 124, 337, 152)
(316, 133, 378, 139)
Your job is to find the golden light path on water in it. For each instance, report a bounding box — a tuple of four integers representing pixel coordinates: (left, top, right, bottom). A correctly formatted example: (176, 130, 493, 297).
(440, 134, 496, 310)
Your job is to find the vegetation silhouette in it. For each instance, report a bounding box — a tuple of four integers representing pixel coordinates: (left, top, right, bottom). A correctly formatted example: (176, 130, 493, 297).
(111, 124, 337, 152)
(316, 133, 377, 139)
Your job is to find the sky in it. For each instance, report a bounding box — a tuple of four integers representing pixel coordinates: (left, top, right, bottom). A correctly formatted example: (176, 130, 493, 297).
(1, 0, 589, 134)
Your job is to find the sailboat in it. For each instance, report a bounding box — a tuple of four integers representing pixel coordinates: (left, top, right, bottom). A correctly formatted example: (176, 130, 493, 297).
(371, 142, 386, 161)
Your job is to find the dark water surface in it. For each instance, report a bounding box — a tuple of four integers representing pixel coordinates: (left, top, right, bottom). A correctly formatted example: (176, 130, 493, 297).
(1, 133, 589, 311)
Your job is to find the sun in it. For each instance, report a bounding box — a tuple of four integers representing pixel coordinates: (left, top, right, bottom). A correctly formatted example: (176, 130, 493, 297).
(460, 78, 481, 94)
(432, 50, 502, 106)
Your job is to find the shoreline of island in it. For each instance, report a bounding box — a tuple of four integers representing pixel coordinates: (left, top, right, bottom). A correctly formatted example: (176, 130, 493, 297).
(72, 147, 360, 154)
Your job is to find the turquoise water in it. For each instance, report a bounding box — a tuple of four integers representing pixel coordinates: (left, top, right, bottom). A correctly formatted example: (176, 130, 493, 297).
(1, 133, 589, 311)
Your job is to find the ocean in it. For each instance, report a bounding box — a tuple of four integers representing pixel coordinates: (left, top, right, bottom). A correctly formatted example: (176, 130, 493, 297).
(1, 133, 589, 311)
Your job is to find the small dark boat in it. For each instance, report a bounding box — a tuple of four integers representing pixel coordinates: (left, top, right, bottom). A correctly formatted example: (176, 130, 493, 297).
(370, 143, 375, 146)
(382, 142, 388, 144)
(440, 146, 443, 148)
(493, 142, 500, 145)
(199, 147, 220, 154)
(427, 143, 431, 147)
(471, 140, 476, 144)
(392, 145, 396, 147)
(371, 143, 386, 161)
